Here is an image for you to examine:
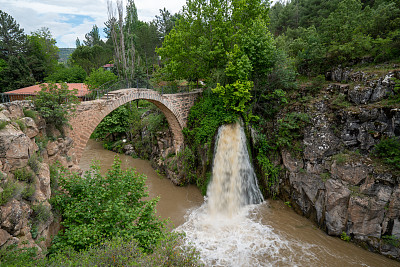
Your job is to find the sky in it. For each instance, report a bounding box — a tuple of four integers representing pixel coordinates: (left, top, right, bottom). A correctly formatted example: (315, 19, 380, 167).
(0, 0, 187, 48)
(0, 0, 277, 48)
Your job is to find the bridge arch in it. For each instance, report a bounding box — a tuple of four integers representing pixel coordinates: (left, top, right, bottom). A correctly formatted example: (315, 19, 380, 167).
(68, 88, 201, 164)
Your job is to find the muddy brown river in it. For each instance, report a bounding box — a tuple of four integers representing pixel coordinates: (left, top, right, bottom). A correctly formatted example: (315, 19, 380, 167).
(80, 139, 399, 266)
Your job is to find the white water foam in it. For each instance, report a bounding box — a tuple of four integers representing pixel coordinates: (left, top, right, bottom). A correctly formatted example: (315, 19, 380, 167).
(176, 122, 318, 266)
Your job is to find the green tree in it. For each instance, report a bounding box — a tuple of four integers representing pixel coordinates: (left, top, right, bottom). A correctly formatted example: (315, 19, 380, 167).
(0, 55, 35, 92)
(33, 82, 79, 130)
(45, 65, 87, 83)
(91, 105, 132, 141)
(70, 45, 113, 74)
(0, 10, 27, 59)
(27, 27, 59, 82)
(51, 157, 166, 251)
(85, 67, 118, 91)
(83, 25, 103, 47)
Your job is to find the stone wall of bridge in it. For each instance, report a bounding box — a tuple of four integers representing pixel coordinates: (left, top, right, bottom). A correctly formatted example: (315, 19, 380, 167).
(68, 88, 202, 164)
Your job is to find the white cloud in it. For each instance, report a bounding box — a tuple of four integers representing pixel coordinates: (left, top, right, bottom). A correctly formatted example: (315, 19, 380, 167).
(0, 0, 186, 47)
(0, 0, 277, 48)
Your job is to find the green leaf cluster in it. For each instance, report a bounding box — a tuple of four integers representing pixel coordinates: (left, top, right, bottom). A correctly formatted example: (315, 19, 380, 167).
(51, 157, 166, 252)
(84, 67, 117, 91)
(33, 82, 79, 130)
(373, 137, 400, 169)
(270, 0, 400, 75)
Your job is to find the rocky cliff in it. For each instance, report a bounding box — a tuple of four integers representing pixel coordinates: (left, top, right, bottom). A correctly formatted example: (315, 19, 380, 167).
(278, 67, 400, 259)
(0, 101, 80, 253)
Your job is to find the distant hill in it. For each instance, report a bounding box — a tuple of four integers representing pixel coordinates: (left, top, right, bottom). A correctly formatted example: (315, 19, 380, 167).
(58, 48, 75, 63)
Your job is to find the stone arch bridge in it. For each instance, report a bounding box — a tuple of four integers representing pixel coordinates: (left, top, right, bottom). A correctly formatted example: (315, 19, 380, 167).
(68, 88, 202, 164)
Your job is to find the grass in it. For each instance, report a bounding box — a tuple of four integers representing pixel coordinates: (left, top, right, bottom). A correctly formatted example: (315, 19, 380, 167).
(320, 172, 331, 182)
(331, 93, 352, 109)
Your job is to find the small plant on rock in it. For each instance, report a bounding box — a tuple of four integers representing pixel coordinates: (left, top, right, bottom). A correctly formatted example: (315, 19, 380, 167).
(13, 167, 35, 183)
(341, 232, 351, 242)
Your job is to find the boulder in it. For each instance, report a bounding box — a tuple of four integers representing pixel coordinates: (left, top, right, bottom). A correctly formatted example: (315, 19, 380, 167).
(347, 196, 386, 239)
(0, 229, 11, 247)
(331, 162, 369, 185)
(348, 85, 372, 105)
(1, 199, 31, 235)
(21, 117, 39, 138)
(324, 179, 350, 235)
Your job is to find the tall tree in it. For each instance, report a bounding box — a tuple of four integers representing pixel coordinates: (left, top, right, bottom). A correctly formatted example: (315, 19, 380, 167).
(83, 25, 103, 47)
(27, 27, 59, 82)
(0, 10, 27, 59)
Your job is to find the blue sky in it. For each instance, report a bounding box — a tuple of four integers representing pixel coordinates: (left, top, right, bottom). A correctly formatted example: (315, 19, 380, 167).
(0, 0, 277, 48)
(0, 0, 187, 48)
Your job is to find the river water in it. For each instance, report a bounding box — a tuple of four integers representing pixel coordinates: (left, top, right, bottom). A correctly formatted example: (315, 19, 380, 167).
(80, 139, 399, 267)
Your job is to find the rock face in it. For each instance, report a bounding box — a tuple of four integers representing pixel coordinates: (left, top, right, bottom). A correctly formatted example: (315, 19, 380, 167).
(0, 101, 79, 253)
(279, 68, 400, 260)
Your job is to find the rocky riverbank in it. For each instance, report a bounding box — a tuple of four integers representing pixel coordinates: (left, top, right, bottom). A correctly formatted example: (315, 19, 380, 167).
(0, 101, 80, 253)
(277, 66, 400, 259)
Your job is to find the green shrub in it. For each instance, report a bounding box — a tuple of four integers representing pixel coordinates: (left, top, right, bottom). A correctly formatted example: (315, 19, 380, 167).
(28, 154, 42, 174)
(15, 119, 26, 131)
(382, 235, 400, 247)
(341, 232, 351, 242)
(0, 180, 23, 205)
(183, 92, 237, 148)
(373, 137, 400, 169)
(13, 167, 35, 183)
(257, 153, 280, 199)
(0, 121, 8, 130)
(49, 163, 60, 193)
(320, 172, 331, 182)
(331, 93, 351, 109)
(23, 108, 37, 121)
(33, 82, 79, 130)
(21, 184, 35, 201)
(276, 112, 310, 149)
(50, 157, 166, 252)
(30, 203, 52, 239)
(0, 244, 39, 267)
(35, 135, 49, 153)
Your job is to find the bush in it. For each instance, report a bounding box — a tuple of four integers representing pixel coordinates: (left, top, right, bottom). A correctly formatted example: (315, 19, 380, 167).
(23, 108, 37, 121)
(21, 184, 35, 201)
(32, 82, 79, 131)
(16, 119, 26, 131)
(28, 154, 42, 174)
(0, 180, 23, 205)
(13, 167, 35, 183)
(0, 244, 39, 267)
(30, 202, 52, 239)
(373, 137, 400, 169)
(0, 121, 8, 130)
(51, 157, 166, 252)
(35, 135, 49, 154)
(276, 112, 310, 149)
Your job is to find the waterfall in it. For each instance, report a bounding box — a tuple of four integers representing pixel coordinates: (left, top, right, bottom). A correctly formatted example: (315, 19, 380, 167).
(207, 122, 263, 216)
(176, 122, 316, 266)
